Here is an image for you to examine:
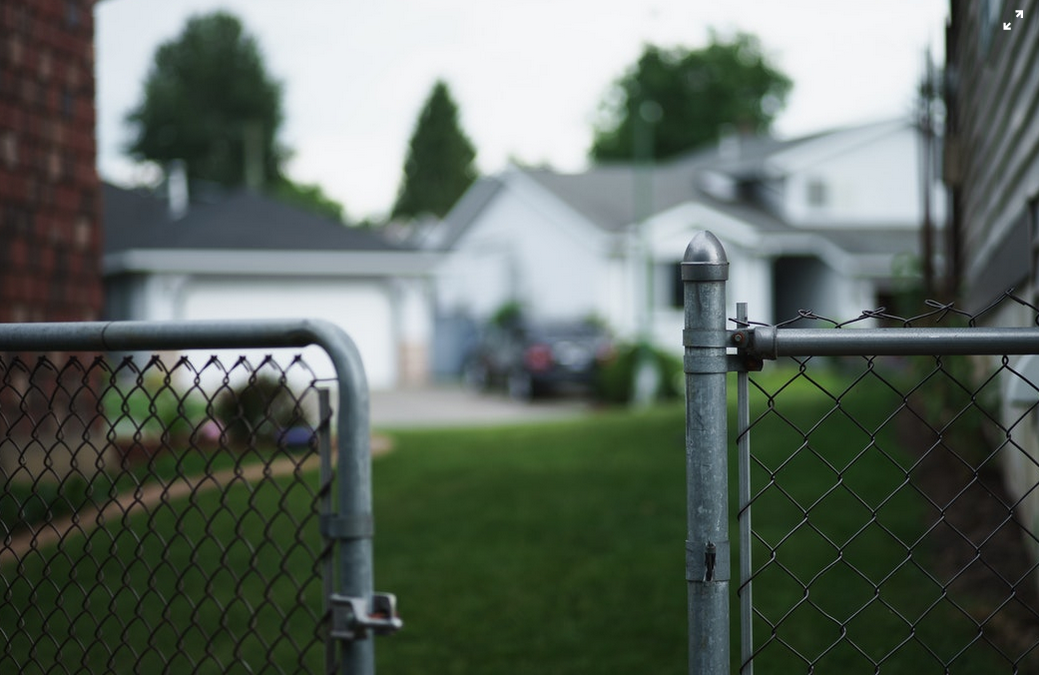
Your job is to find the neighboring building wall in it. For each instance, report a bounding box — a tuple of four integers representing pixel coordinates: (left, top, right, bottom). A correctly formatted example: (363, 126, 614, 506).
(0, 1, 105, 482)
(946, 0, 1039, 306)
(0, 0, 103, 322)
(946, 0, 1039, 579)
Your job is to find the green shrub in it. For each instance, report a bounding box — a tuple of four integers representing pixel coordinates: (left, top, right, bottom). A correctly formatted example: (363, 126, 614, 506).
(103, 371, 209, 444)
(214, 373, 309, 445)
(595, 342, 683, 404)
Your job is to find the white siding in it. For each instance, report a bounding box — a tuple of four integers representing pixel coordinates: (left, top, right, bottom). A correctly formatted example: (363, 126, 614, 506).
(437, 179, 608, 325)
(780, 125, 945, 228)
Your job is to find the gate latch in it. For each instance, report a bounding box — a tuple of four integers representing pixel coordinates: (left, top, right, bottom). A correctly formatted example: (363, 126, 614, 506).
(330, 593, 403, 641)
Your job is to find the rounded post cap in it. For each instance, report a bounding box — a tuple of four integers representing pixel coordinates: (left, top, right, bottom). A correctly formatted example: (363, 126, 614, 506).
(682, 231, 729, 281)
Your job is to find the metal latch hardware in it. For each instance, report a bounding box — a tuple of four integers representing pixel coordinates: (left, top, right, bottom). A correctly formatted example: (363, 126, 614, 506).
(330, 593, 403, 641)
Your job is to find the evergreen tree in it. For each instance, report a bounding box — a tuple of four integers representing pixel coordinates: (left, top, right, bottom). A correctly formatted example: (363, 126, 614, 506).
(391, 80, 477, 219)
(125, 11, 285, 188)
(591, 33, 792, 162)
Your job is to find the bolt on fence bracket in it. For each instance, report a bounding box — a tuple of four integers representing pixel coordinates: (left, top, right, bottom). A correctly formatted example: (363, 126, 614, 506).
(330, 593, 403, 641)
(686, 540, 731, 583)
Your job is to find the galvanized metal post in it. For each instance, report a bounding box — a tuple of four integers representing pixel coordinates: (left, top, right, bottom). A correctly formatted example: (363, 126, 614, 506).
(682, 231, 730, 674)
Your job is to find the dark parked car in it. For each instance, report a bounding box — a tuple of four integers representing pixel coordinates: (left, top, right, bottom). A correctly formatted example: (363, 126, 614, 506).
(462, 319, 612, 400)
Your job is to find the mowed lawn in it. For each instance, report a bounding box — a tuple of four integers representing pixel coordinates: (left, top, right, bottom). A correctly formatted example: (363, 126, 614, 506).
(1, 368, 1016, 673)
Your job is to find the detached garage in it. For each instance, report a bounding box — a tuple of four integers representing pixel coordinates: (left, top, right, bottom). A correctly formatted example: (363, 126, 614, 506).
(103, 183, 439, 390)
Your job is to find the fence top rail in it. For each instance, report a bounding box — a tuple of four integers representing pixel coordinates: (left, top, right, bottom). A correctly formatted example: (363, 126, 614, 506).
(0, 318, 355, 354)
(745, 325, 1039, 358)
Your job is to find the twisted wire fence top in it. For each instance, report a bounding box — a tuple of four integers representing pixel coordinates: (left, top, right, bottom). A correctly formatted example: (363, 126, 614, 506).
(733, 289, 1039, 329)
(736, 290, 1039, 673)
(1, 350, 331, 674)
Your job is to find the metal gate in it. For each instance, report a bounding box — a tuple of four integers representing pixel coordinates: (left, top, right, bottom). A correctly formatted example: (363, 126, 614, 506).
(683, 231, 1039, 673)
(0, 320, 400, 674)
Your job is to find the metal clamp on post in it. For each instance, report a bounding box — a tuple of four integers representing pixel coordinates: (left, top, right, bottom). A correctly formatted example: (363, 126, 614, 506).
(728, 329, 766, 372)
(330, 593, 403, 641)
(320, 513, 374, 541)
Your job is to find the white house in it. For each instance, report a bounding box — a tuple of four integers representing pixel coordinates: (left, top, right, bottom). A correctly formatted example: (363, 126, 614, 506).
(431, 119, 939, 367)
(103, 183, 440, 391)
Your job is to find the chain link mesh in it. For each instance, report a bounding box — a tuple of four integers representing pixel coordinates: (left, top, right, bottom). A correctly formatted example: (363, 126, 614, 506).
(0, 350, 332, 673)
(739, 292, 1039, 673)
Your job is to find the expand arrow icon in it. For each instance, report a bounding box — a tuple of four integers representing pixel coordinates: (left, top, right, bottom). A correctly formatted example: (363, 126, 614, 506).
(1017, 10, 1024, 17)
(1004, 22, 1012, 29)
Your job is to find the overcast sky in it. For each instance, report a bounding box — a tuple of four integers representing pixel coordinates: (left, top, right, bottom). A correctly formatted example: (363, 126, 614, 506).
(95, 0, 950, 221)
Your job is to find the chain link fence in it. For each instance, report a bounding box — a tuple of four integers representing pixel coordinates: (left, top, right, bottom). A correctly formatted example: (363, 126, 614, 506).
(738, 294, 1039, 673)
(683, 231, 1039, 674)
(0, 320, 395, 675)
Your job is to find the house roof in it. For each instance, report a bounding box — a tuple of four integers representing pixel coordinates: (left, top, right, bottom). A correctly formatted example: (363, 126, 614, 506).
(499, 129, 840, 235)
(103, 182, 401, 254)
(428, 177, 504, 249)
(438, 119, 922, 266)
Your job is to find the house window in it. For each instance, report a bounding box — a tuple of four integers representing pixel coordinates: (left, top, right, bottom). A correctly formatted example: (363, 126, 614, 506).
(806, 179, 828, 207)
(658, 262, 684, 309)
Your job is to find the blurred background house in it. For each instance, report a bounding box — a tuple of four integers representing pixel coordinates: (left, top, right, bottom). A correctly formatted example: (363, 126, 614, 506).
(429, 118, 941, 378)
(103, 180, 440, 390)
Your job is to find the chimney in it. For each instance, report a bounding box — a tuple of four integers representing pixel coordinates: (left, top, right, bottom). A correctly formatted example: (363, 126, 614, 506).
(167, 159, 188, 220)
(243, 120, 264, 192)
(718, 124, 740, 161)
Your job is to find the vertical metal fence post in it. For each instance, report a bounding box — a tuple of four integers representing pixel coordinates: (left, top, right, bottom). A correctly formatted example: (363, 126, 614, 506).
(682, 231, 730, 674)
(334, 354, 375, 675)
(318, 388, 337, 674)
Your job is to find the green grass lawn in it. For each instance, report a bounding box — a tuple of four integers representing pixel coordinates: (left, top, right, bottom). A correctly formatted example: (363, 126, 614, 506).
(1, 365, 1019, 673)
(742, 363, 1011, 673)
(2, 456, 326, 674)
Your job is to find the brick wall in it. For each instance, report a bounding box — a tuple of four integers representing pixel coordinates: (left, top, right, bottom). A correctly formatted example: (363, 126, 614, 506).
(0, 0, 103, 323)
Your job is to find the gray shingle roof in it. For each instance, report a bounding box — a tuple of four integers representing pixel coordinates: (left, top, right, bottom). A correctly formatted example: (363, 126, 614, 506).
(439, 120, 922, 265)
(432, 177, 504, 249)
(518, 133, 824, 233)
(103, 183, 401, 254)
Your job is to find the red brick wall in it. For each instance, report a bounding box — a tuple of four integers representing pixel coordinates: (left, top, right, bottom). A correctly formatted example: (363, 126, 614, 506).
(0, 0, 103, 323)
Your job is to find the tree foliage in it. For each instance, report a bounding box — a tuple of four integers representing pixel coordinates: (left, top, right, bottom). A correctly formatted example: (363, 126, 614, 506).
(125, 11, 285, 189)
(590, 32, 792, 162)
(391, 80, 478, 220)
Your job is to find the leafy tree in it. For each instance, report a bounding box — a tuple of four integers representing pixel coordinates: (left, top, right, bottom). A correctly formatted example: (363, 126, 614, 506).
(125, 11, 285, 189)
(591, 32, 792, 162)
(391, 80, 478, 220)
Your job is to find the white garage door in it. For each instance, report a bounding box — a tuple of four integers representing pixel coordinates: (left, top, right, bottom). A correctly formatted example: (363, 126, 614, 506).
(180, 276, 397, 390)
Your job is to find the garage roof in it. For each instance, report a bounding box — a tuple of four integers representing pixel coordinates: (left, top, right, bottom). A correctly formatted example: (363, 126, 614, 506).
(103, 182, 401, 254)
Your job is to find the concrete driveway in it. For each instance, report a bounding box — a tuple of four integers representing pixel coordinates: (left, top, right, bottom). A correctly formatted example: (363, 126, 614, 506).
(369, 384, 594, 429)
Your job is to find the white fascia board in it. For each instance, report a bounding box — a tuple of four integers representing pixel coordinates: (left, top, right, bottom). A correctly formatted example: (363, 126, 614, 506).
(646, 200, 764, 251)
(759, 232, 895, 278)
(104, 249, 444, 278)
